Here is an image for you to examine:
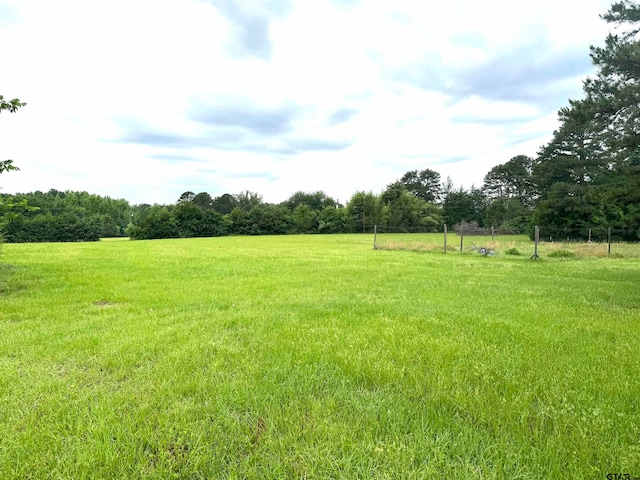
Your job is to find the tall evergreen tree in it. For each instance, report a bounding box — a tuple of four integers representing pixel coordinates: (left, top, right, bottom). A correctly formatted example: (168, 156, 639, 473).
(531, 1, 640, 239)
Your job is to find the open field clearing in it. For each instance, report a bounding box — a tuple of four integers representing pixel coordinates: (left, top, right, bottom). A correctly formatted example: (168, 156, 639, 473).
(1, 234, 639, 478)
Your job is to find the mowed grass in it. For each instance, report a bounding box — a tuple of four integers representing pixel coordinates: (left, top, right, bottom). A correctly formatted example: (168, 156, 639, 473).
(1, 234, 639, 478)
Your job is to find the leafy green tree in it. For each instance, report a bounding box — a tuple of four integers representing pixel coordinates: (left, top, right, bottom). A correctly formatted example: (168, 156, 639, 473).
(1, 96, 27, 245)
(173, 201, 204, 237)
(192, 192, 213, 210)
(481, 155, 534, 231)
(0, 160, 19, 176)
(212, 193, 237, 215)
(398, 169, 442, 203)
(318, 206, 350, 233)
(234, 191, 263, 212)
(345, 191, 382, 233)
(178, 191, 195, 203)
(131, 204, 152, 226)
(201, 209, 231, 237)
(485, 198, 531, 233)
(442, 187, 487, 228)
(381, 189, 442, 231)
(228, 205, 293, 235)
(2, 189, 131, 241)
(135, 206, 178, 239)
(0, 96, 26, 114)
(292, 204, 318, 233)
(380, 181, 406, 204)
(170, 199, 229, 237)
(283, 191, 337, 211)
(3, 212, 101, 243)
(248, 205, 293, 234)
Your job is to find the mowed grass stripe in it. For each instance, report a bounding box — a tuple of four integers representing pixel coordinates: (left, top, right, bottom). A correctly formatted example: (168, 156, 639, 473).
(0, 234, 639, 478)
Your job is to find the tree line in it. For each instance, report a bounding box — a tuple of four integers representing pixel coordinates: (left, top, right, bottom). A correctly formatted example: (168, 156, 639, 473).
(1, 1, 639, 243)
(0, 174, 499, 242)
(1, 190, 131, 242)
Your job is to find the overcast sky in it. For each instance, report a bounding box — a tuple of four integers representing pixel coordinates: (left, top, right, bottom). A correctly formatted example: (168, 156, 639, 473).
(0, 0, 613, 205)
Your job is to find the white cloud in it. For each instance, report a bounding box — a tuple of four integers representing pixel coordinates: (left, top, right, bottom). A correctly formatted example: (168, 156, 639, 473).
(0, 0, 613, 205)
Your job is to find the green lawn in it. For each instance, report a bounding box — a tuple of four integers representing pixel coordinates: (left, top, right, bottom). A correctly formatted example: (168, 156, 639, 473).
(1, 235, 639, 478)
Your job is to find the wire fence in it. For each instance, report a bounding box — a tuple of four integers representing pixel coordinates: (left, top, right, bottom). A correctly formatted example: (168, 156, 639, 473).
(372, 225, 640, 258)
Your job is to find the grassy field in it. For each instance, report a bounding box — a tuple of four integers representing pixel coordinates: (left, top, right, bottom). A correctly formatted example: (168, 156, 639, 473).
(1, 234, 639, 478)
(374, 232, 640, 258)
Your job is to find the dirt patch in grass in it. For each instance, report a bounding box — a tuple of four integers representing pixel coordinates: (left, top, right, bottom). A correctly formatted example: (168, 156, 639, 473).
(93, 300, 116, 307)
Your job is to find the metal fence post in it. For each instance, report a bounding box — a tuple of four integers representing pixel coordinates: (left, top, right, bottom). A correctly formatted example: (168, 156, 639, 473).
(531, 225, 540, 259)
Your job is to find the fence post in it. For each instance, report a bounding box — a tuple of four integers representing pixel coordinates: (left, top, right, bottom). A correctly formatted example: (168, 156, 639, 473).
(588, 228, 592, 243)
(444, 224, 447, 254)
(373, 225, 377, 250)
(531, 225, 540, 259)
(459, 226, 464, 253)
(491, 226, 494, 243)
(608, 227, 611, 255)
